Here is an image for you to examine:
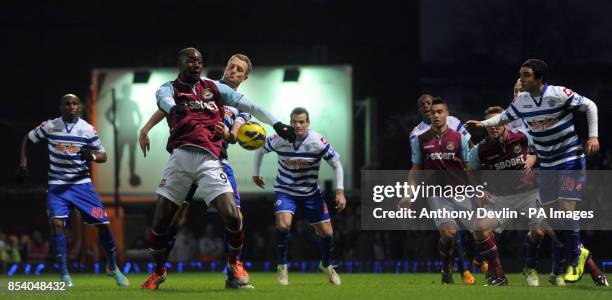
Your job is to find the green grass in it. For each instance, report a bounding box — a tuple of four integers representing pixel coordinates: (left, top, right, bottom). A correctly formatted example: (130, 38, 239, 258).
(1, 273, 610, 300)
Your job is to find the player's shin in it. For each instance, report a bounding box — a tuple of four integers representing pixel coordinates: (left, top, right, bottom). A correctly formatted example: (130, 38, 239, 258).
(52, 232, 69, 276)
(165, 225, 180, 260)
(454, 232, 466, 272)
(148, 229, 169, 275)
(524, 234, 541, 269)
(438, 237, 454, 274)
(317, 235, 334, 267)
(225, 223, 244, 264)
(275, 229, 291, 265)
(476, 234, 505, 279)
(551, 238, 565, 275)
(98, 225, 118, 270)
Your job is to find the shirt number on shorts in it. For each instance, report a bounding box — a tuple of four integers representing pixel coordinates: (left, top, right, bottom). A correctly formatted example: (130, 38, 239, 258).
(220, 173, 228, 183)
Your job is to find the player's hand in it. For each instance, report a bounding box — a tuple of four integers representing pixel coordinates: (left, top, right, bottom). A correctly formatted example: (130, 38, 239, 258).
(335, 189, 346, 212)
(523, 154, 537, 175)
(139, 129, 150, 157)
(513, 78, 523, 97)
(464, 120, 484, 129)
(227, 131, 238, 144)
(585, 137, 600, 156)
(170, 104, 187, 120)
(273, 122, 296, 143)
(476, 191, 493, 208)
(253, 176, 265, 189)
(15, 166, 29, 183)
(211, 121, 226, 141)
(79, 147, 96, 162)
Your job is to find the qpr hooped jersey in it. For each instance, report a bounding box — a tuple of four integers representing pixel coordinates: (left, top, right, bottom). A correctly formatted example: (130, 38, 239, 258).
(28, 117, 105, 185)
(220, 106, 251, 162)
(500, 85, 590, 169)
(262, 130, 338, 196)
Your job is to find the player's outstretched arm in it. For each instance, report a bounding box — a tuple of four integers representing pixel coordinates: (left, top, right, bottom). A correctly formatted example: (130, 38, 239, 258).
(214, 82, 296, 142)
(139, 109, 166, 157)
(252, 147, 267, 188)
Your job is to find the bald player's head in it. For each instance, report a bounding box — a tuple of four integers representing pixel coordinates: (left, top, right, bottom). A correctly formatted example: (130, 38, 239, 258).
(177, 47, 203, 83)
(59, 94, 81, 121)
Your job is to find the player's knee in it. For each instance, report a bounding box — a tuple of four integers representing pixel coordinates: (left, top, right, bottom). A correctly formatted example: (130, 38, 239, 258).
(473, 230, 487, 241)
(557, 199, 576, 211)
(529, 228, 545, 241)
(440, 228, 456, 241)
(49, 218, 64, 233)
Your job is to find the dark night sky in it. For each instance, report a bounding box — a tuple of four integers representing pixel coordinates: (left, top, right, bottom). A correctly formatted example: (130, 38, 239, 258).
(2, 0, 612, 183)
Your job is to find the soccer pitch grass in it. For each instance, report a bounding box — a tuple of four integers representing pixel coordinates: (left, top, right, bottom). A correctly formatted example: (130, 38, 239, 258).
(1, 273, 609, 300)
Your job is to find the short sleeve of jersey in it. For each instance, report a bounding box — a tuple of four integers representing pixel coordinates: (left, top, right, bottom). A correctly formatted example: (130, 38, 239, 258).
(28, 120, 50, 144)
(460, 134, 469, 162)
(448, 116, 471, 141)
(553, 86, 586, 110)
(237, 110, 252, 123)
(86, 126, 105, 152)
(156, 82, 175, 114)
(318, 135, 338, 161)
(212, 81, 244, 107)
(500, 94, 527, 122)
(410, 137, 422, 165)
(467, 145, 482, 170)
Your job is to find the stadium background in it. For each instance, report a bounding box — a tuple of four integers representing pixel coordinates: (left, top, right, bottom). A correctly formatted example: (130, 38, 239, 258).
(1, 0, 612, 275)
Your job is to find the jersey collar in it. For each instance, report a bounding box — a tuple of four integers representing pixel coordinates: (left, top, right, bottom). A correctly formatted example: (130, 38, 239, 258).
(529, 84, 548, 107)
(293, 131, 309, 151)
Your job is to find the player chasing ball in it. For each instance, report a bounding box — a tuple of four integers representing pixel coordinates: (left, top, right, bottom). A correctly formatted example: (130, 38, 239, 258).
(253, 107, 346, 286)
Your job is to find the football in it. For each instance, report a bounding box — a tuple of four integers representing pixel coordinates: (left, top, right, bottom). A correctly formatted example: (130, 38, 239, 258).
(237, 121, 266, 150)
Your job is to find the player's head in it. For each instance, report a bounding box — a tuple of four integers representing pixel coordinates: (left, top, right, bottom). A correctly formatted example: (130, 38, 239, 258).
(222, 54, 251, 89)
(178, 47, 203, 83)
(484, 106, 506, 139)
(59, 94, 81, 121)
(428, 97, 448, 129)
(416, 94, 434, 117)
(520, 59, 548, 93)
(290, 107, 310, 138)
